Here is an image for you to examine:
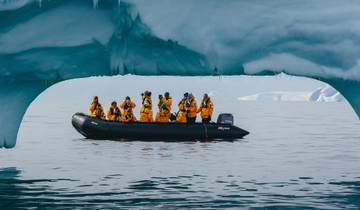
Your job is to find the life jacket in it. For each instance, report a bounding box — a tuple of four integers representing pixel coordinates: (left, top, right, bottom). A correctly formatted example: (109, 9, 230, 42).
(112, 107, 121, 116)
(120, 101, 136, 116)
(156, 109, 170, 122)
(178, 99, 186, 110)
(176, 100, 187, 123)
(162, 96, 172, 112)
(176, 111, 187, 123)
(122, 110, 136, 122)
(140, 96, 153, 122)
(185, 97, 197, 118)
(90, 102, 105, 119)
(156, 102, 170, 122)
(198, 98, 213, 119)
(107, 106, 121, 121)
(140, 96, 152, 113)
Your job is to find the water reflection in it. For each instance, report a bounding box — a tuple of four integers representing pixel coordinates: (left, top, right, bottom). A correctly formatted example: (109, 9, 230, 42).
(7, 98, 360, 209)
(1, 167, 360, 209)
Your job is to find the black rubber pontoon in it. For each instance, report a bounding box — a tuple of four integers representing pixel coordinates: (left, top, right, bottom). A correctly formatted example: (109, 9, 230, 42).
(72, 113, 249, 141)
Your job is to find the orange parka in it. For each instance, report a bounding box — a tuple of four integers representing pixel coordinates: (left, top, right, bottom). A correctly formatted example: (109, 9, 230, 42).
(197, 98, 214, 119)
(140, 96, 153, 122)
(107, 106, 121, 121)
(156, 102, 170, 122)
(176, 100, 187, 123)
(120, 100, 136, 122)
(185, 96, 197, 118)
(89, 102, 105, 119)
(162, 96, 172, 112)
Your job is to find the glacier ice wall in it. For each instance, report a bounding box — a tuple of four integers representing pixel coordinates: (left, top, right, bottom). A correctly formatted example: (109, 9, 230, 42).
(0, 0, 360, 148)
(128, 0, 360, 73)
(0, 0, 210, 148)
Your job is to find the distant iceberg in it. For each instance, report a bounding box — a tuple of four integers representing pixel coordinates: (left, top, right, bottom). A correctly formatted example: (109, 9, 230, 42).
(238, 91, 309, 102)
(308, 86, 344, 102)
(238, 86, 344, 102)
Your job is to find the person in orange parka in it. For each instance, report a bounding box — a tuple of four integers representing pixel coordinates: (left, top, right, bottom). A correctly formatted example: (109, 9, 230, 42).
(89, 96, 105, 119)
(155, 94, 168, 122)
(107, 101, 121, 121)
(140, 91, 153, 122)
(156, 102, 171, 123)
(120, 96, 136, 122)
(162, 92, 172, 112)
(176, 94, 187, 123)
(185, 93, 197, 124)
(122, 108, 137, 122)
(156, 92, 173, 122)
(197, 94, 214, 124)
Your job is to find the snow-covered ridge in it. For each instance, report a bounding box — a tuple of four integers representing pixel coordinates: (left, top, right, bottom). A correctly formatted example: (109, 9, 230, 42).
(238, 86, 344, 102)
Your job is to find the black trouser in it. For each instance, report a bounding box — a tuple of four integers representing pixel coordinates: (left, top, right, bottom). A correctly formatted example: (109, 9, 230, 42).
(202, 118, 211, 124)
(187, 117, 196, 124)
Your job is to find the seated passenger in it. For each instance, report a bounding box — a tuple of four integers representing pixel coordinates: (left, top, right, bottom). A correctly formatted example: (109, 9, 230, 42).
(120, 96, 136, 115)
(120, 96, 136, 122)
(176, 94, 187, 123)
(185, 93, 197, 124)
(122, 108, 137, 122)
(140, 91, 153, 122)
(156, 94, 170, 122)
(157, 94, 163, 110)
(89, 96, 105, 119)
(107, 101, 121, 121)
(156, 103, 171, 123)
(163, 92, 172, 112)
(197, 94, 214, 124)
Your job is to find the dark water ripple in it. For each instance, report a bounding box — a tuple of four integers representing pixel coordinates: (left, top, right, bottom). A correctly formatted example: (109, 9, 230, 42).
(2, 102, 360, 209)
(1, 167, 359, 209)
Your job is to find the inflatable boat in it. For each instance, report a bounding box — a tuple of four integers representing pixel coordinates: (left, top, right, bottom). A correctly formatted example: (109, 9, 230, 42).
(72, 113, 249, 141)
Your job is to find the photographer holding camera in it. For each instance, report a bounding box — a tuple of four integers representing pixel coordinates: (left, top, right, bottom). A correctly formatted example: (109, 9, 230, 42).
(185, 93, 197, 124)
(140, 91, 153, 122)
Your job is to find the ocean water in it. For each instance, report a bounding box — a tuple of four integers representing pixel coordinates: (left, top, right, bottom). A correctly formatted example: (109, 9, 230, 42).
(1, 76, 360, 209)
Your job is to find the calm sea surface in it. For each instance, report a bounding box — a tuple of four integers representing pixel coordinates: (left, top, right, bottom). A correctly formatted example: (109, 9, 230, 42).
(1, 101, 360, 209)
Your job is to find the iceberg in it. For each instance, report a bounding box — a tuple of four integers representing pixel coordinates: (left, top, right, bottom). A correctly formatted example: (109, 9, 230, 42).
(238, 86, 344, 102)
(308, 86, 345, 102)
(0, 0, 359, 148)
(238, 91, 312, 102)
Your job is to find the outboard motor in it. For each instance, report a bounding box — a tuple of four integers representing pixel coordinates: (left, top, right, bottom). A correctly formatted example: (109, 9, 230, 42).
(217, 113, 234, 125)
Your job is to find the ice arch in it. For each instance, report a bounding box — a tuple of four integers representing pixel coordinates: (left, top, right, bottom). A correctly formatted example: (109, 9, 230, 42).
(0, 0, 360, 148)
